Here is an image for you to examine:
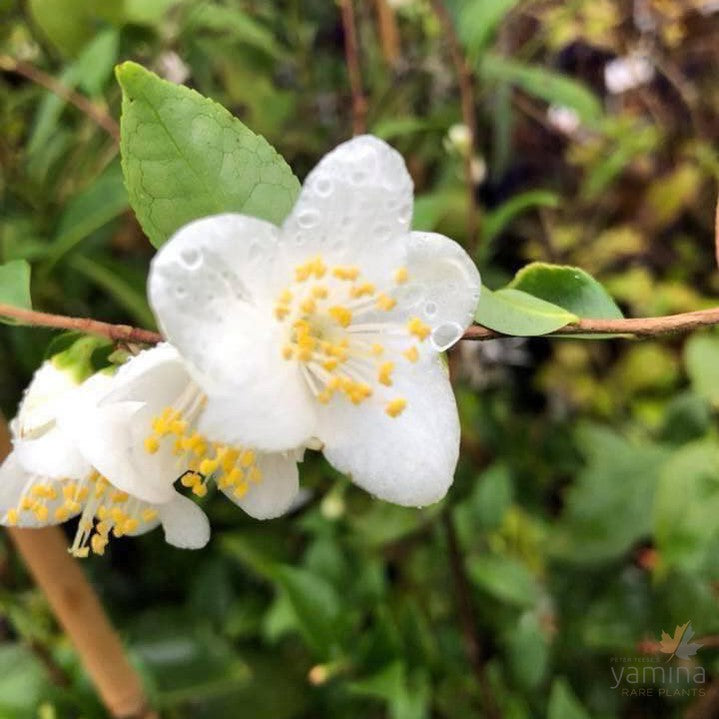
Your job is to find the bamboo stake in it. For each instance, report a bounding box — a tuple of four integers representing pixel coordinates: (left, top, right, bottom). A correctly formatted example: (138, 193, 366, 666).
(0, 416, 155, 719)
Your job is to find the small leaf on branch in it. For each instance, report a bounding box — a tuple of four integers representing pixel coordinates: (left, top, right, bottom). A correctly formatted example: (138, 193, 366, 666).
(510, 262, 623, 319)
(475, 287, 577, 336)
(0, 260, 32, 325)
(116, 61, 300, 249)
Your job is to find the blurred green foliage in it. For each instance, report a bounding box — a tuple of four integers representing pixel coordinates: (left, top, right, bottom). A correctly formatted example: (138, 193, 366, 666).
(2, 1, 719, 717)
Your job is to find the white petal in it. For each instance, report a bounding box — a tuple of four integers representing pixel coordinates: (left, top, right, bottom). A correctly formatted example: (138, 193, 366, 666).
(13, 427, 90, 480)
(16, 361, 79, 438)
(387, 231, 480, 351)
(277, 135, 412, 281)
(0, 453, 30, 515)
(158, 492, 210, 549)
(318, 357, 459, 507)
(100, 344, 189, 407)
(223, 452, 300, 519)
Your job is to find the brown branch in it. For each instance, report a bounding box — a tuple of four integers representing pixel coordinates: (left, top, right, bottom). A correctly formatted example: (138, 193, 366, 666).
(0, 55, 120, 141)
(463, 307, 719, 340)
(429, 0, 479, 256)
(443, 513, 501, 719)
(339, 0, 368, 135)
(0, 304, 161, 345)
(0, 417, 155, 719)
(373, 0, 400, 66)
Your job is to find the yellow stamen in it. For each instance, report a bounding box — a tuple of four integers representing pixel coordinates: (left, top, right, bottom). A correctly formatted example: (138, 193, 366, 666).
(407, 317, 431, 341)
(385, 398, 407, 417)
(394, 267, 409, 284)
(378, 362, 394, 386)
(144, 436, 160, 454)
(376, 293, 396, 311)
(332, 266, 360, 281)
(403, 345, 420, 363)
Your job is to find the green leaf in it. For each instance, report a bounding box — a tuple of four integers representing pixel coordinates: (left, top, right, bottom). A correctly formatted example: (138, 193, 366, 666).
(550, 426, 668, 563)
(467, 554, 539, 607)
(116, 61, 300, 249)
(275, 566, 341, 656)
(482, 190, 559, 246)
(684, 334, 719, 407)
(509, 263, 623, 319)
(0, 260, 32, 325)
(0, 645, 47, 716)
(51, 334, 111, 382)
(349, 663, 430, 719)
(459, 0, 520, 58)
(475, 287, 577, 336)
(547, 678, 590, 719)
(480, 54, 603, 125)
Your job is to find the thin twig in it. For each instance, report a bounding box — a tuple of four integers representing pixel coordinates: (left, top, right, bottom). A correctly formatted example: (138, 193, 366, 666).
(339, 0, 368, 135)
(0, 304, 161, 344)
(373, 0, 400, 66)
(0, 55, 120, 141)
(429, 0, 480, 256)
(3, 304, 719, 345)
(443, 513, 501, 719)
(463, 307, 719, 340)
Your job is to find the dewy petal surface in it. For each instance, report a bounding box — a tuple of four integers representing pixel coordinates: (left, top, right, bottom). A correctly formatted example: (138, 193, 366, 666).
(13, 427, 90, 480)
(276, 134, 413, 285)
(223, 451, 300, 519)
(317, 356, 460, 507)
(158, 492, 210, 549)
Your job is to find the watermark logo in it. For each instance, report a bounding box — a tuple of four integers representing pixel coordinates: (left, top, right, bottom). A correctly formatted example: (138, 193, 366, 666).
(658, 621, 703, 662)
(610, 621, 706, 698)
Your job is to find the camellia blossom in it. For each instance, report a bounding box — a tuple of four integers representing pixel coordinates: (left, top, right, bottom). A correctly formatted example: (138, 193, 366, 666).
(0, 357, 212, 556)
(149, 135, 481, 507)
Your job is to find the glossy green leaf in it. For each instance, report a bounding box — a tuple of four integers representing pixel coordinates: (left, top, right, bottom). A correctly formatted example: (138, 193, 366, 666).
(117, 61, 300, 248)
(467, 554, 539, 607)
(510, 262, 623, 319)
(480, 54, 603, 125)
(459, 0, 520, 58)
(475, 287, 577, 336)
(684, 334, 719, 406)
(0, 260, 32, 324)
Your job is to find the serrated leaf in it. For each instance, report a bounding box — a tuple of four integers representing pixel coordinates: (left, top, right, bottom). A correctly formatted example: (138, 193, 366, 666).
(510, 263, 623, 319)
(116, 61, 300, 249)
(475, 287, 577, 336)
(480, 54, 603, 125)
(0, 260, 32, 325)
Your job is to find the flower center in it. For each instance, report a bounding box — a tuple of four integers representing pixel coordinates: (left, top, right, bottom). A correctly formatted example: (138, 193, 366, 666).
(274, 255, 430, 417)
(142, 385, 263, 501)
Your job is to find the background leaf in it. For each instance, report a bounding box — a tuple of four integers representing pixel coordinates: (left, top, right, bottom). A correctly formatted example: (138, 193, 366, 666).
(0, 260, 32, 324)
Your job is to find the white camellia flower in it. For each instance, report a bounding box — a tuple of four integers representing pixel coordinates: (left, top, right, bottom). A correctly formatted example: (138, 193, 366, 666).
(0, 355, 212, 556)
(149, 135, 481, 507)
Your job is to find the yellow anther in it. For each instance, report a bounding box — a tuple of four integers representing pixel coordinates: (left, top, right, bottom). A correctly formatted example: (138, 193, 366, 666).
(329, 306, 352, 328)
(282, 345, 294, 360)
(378, 362, 395, 386)
(173, 438, 184, 456)
(6, 509, 18, 525)
(181, 472, 196, 488)
(199, 458, 219, 475)
(407, 317, 431, 341)
(111, 491, 129, 504)
(54, 506, 70, 522)
(218, 474, 233, 490)
(300, 297, 317, 314)
(394, 267, 409, 284)
(110, 508, 125, 523)
(142, 509, 158, 523)
(385, 398, 407, 417)
(73, 547, 90, 558)
(63, 483, 78, 500)
(144, 436, 160, 454)
(80, 520, 93, 532)
(350, 282, 375, 298)
(275, 305, 291, 321)
(66, 500, 81, 513)
(278, 289, 293, 304)
(312, 257, 327, 278)
(91, 535, 108, 555)
(403, 345, 420, 363)
(248, 466, 263, 484)
(170, 419, 188, 435)
(323, 358, 339, 371)
(371, 343, 384, 356)
(332, 266, 360, 281)
(232, 483, 249, 499)
(328, 376, 343, 391)
(96, 520, 111, 536)
(123, 518, 140, 533)
(33, 505, 49, 522)
(97, 506, 108, 520)
(77, 487, 89, 501)
(192, 483, 207, 497)
(227, 467, 244, 485)
(20, 497, 33, 511)
(240, 450, 256, 468)
(312, 285, 328, 299)
(376, 293, 396, 311)
(318, 390, 333, 404)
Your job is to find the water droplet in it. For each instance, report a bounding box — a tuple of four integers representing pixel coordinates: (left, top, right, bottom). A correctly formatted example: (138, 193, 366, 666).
(297, 209, 320, 229)
(395, 283, 424, 307)
(175, 286, 187, 298)
(179, 247, 202, 270)
(248, 243, 264, 261)
(350, 170, 367, 184)
(424, 301, 438, 317)
(315, 176, 333, 197)
(431, 322, 463, 351)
